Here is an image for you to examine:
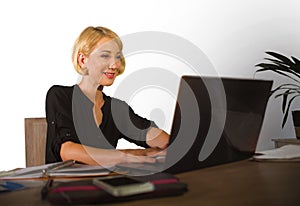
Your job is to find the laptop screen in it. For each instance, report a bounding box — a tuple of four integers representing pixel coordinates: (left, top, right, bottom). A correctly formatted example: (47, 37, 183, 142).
(164, 76, 273, 174)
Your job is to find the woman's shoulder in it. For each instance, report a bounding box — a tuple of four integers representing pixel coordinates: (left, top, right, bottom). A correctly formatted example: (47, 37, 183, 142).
(46, 85, 75, 100)
(47, 84, 74, 93)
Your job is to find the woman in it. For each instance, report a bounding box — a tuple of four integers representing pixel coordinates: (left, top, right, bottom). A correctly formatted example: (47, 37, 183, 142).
(45, 26, 169, 166)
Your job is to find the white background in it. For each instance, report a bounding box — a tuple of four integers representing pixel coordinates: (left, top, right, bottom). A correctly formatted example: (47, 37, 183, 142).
(0, 0, 300, 170)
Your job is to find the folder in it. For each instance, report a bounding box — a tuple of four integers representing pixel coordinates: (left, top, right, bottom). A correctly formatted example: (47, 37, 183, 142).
(0, 160, 113, 179)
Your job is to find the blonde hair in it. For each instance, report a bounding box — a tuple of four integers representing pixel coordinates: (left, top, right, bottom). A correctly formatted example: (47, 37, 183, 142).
(72, 26, 125, 75)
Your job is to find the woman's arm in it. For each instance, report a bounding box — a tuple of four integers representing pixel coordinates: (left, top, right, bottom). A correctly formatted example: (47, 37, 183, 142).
(60, 141, 157, 166)
(146, 127, 170, 149)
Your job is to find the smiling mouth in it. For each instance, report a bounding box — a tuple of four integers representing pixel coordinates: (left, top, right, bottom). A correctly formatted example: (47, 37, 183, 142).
(103, 72, 115, 79)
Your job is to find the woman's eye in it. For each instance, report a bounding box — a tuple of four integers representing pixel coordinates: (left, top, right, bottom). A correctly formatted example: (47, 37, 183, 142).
(101, 54, 110, 58)
(116, 55, 121, 60)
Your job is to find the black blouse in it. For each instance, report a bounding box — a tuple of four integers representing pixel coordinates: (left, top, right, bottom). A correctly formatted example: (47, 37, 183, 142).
(45, 85, 156, 163)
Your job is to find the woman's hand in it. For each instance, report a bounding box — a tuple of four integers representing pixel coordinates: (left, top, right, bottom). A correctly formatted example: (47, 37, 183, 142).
(120, 147, 165, 156)
(119, 147, 166, 164)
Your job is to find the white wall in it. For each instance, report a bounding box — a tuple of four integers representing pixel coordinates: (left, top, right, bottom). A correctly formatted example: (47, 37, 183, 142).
(1, 0, 300, 171)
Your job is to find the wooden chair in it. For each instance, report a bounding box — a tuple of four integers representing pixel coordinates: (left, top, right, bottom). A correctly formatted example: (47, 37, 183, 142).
(24, 117, 47, 167)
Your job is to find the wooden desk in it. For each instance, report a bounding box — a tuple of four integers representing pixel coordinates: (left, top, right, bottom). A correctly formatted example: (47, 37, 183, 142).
(1, 160, 299, 206)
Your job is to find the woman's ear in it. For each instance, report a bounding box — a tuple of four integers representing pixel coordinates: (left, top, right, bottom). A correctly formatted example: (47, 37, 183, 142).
(78, 52, 87, 68)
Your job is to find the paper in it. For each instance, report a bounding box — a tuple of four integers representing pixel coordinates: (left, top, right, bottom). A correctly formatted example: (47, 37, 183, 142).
(0, 162, 113, 179)
(48, 164, 114, 177)
(253, 144, 300, 161)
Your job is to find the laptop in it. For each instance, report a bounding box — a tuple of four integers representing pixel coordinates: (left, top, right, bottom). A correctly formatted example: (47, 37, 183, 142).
(117, 75, 273, 174)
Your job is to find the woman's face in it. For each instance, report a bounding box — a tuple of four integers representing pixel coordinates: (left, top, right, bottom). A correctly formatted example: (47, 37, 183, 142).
(83, 37, 122, 87)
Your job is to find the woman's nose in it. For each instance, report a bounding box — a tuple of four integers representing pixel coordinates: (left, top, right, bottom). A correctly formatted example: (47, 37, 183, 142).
(109, 58, 120, 70)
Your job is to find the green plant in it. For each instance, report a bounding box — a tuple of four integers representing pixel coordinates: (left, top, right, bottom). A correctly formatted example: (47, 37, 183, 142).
(255, 51, 300, 128)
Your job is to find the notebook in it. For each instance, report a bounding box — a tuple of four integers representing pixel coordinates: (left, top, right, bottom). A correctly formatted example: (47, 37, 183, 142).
(117, 75, 273, 174)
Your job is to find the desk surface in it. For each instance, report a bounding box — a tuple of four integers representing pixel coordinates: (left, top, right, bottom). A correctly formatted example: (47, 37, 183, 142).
(1, 160, 299, 206)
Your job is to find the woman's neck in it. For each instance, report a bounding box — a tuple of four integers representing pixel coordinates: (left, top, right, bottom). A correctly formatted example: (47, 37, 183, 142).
(78, 81, 98, 102)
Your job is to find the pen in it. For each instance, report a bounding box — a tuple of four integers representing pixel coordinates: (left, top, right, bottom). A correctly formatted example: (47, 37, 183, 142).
(42, 160, 76, 177)
(41, 178, 53, 199)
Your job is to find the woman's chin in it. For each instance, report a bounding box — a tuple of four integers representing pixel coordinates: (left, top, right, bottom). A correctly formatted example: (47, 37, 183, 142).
(100, 81, 114, 87)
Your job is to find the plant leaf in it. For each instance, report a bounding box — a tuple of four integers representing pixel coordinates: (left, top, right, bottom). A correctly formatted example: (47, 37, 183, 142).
(255, 63, 289, 70)
(259, 68, 300, 83)
(264, 58, 290, 68)
(264, 51, 300, 79)
(281, 94, 300, 128)
(282, 109, 289, 128)
(256, 66, 300, 83)
(275, 90, 300, 99)
(273, 83, 300, 90)
(291, 56, 300, 64)
(290, 57, 300, 74)
(281, 91, 288, 113)
(266, 51, 295, 67)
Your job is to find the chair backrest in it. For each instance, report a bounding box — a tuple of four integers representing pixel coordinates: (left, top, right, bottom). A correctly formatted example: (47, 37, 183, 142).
(24, 117, 47, 167)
